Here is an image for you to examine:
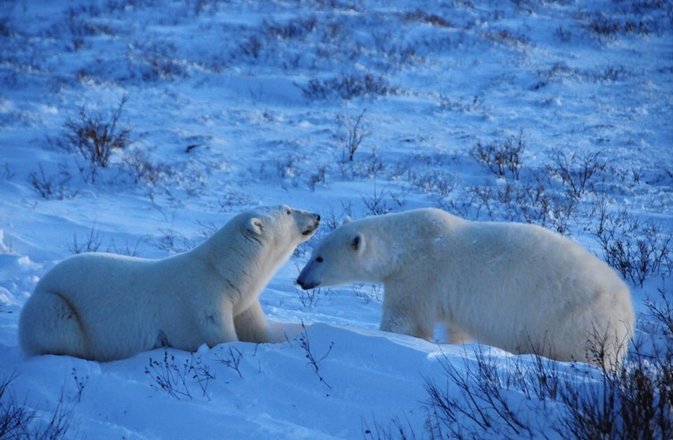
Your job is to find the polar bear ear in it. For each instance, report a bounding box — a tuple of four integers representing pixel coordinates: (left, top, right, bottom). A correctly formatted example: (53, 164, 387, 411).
(351, 233, 365, 253)
(341, 216, 352, 225)
(245, 217, 264, 236)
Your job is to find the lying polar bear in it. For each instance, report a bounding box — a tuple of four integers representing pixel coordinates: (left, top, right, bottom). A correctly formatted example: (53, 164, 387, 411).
(19, 205, 320, 361)
(297, 208, 634, 369)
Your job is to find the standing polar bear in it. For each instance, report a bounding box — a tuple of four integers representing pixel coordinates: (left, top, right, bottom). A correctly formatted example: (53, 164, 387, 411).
(297, 208, 634, 368)
(20, 205, 320, 361)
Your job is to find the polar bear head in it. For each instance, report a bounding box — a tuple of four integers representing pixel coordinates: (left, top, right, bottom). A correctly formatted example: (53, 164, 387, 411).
(238, 205, 320, 252)
(205, 205, 320, 271)
(296, 221, 382, 290)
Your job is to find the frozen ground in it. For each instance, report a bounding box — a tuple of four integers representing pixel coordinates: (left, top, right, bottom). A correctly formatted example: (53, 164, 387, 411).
(0, 1, 672, 438)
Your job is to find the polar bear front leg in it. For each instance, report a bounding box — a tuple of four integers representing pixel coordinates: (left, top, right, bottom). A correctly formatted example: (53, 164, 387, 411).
(380, 287, 433, 341)
(200, 303, 239, 347)
(234, 301, 271, 343)
(444, 320, 472, 344)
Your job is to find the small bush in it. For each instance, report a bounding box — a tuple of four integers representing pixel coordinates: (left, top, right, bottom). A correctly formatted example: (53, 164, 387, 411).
(404, 10, 451, 27)
(1, 163, 15, 181)
(151, 228, 195, 254)
(295, 285, 323, 309)
(215, 346, 245, 379)
(591, 65, 630, 82)
(296, 322, 333, 390)
(135, 43, 186, 81)
(107, 238, 143, 257)
(470, 133, 525, 180)
(363, 417, 416, 440)
(557, 288, 673, 440)
(424, 348, 537, 439)
(62, 96, 131, 169)
(646, 287, 673, 336)
(337, 109, 370, 162)
(547, 149, 606, 201)
(555, 26, 572, 43)
(68, 226, 103, 254)
(556, 353, 673, 440)
(1, 373, 76, 440)
(437, 94, 484, 114)
(239, 36, 262, 59)
(1, 373, 32, 439)
(594, 207, 671, 286)
(308, 165, 327, 191)
(122, 148, 174, 186)
(420, 338, 672, 439)
(467, 178, 576, 234)
(302, 73, 392, 100)
(361, 182, 407, 216)
(145, 350, 215, 401)
(0, 18, 15, 39)
(28, 163, 74, 200)
(262, 16, 318, 40)
(586, 14, 657, 38)
(409, 172, 454, 198)
(339, 147, 385, 180)
(351, 283, 383, 304)
(482, 29, 530, 47)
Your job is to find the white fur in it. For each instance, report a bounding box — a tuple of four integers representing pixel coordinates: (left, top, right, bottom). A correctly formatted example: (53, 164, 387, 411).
(19, 205, 320, 361)
(298, 208, 634, 368)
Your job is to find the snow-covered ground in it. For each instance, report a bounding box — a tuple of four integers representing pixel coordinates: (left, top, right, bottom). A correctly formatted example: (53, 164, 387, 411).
(1, 1, 671, 438)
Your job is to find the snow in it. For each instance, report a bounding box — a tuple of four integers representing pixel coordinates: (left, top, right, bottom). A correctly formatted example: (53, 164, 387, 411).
(1, 0, 672, 438)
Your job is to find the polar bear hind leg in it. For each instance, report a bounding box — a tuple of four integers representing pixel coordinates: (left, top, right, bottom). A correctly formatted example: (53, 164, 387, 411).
(19, 290, 87, 358)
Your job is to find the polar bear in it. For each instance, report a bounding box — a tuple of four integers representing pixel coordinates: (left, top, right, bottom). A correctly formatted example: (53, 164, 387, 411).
(19, 205, 320, 361)
(297, 208, 634, 369)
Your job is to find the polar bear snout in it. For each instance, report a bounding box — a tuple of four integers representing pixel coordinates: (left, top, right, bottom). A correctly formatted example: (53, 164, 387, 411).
(296, 268, 320, 290)
(296, 257, 322, 289)
(300, 213, 321, 237)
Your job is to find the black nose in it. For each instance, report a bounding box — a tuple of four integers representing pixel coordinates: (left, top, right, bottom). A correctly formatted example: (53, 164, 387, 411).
(315, 214, 321, 222)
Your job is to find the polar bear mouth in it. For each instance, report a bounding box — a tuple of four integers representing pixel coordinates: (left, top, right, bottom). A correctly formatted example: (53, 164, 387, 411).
(302, 226, 318, 236)
(300, 215, 320, 237)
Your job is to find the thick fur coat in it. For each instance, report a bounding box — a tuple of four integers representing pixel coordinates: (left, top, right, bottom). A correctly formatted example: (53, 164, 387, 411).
(19, 205, 320, 361)
(298, 208, 634, 368)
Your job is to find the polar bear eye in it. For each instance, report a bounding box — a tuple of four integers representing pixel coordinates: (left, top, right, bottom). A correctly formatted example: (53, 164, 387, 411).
(316, 256, 324, 263)
(286, 208, 292, 215)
